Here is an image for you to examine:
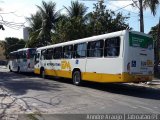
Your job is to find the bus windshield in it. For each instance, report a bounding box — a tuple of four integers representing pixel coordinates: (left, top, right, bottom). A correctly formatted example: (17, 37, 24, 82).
(129, 32, 153, 49)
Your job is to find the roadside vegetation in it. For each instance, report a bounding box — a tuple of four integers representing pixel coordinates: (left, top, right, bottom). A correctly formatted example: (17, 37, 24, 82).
(25, 0, 131, 48)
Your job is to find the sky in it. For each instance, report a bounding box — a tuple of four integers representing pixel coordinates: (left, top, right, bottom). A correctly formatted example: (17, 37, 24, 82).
(0, 0, 160, 40)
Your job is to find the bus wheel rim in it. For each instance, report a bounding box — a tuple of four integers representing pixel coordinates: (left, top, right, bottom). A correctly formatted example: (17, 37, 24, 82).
(74, 72, 80, 84)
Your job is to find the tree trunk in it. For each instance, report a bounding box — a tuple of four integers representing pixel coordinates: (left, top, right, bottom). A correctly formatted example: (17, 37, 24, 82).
(139, 0, 144, 33)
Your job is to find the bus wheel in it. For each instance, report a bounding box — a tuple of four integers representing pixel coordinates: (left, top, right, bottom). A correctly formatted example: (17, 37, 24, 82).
(72, 71, 81, 86)
(9, 66, 12, 72)
(17, 66, 20, 73)
(40, 69, 45, 78)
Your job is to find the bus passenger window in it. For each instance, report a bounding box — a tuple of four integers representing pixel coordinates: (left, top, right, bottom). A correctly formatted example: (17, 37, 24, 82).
(104, 37, 120, 57)
(63, 45, 73, 59)
(46, 48, 53, 60)
(87, 40, 104, 57)
(54, 47, 62, 59)
(74, 43, 87, 58)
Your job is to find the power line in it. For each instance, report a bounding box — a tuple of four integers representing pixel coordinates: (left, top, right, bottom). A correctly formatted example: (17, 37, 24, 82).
(114, 3, 134, 12)
(0, 14, 25, 30)
(0, 11, 25, 17)
(107, 2, 139, 15)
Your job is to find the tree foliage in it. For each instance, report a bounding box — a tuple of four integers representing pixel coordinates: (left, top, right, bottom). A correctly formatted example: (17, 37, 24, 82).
(86, 2, 130, 35)
(26, 12, 42, 47)
(143, 0, 159, 16)
(27, 1, 131, 47)
(149, 23, 159, 41)
(26, 1, 59, 47)
(0, 38, 26, 59)
(132, 0, 159, 32)
(52, 1, 130, 44)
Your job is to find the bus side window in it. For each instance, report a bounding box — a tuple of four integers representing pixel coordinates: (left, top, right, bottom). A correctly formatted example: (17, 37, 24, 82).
(46, 48, 53, 60)
(54, 47, 62, 59)
(87, 40, 104, 57)
(18, 51, 22, 59)
(63, 45, 73, 59)
(104, 37, 120, 57)
(29, 49, 36, 59)
(74, 43, 87, 58)
(23, 51, 27, 59)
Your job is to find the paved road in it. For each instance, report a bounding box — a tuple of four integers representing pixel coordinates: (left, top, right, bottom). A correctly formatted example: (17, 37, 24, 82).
(0, 66, 160, 119)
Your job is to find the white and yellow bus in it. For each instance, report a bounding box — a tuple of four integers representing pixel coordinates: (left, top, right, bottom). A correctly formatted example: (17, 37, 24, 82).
(34, 30, 154, 85)
(8, 48, 36, 73)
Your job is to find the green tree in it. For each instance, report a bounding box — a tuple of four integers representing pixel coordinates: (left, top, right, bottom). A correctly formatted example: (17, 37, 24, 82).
(149, 19, 160, 72)
(52, 15, 70, 44)
(26, 12, 42, 47)
(52, 1, 88, 43)
(52, 1, 130, 44)
(26, 1, 59, 47)
(0, 37, 26, 59)
(64, 0, 88, 40)
(149, 23, 159, 40)
(37, 0, 59, 46)
(86, 1, 130, 35)
(64, 0, 88, 18)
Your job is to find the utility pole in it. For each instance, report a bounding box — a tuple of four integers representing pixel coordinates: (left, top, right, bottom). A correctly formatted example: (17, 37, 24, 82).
(139, 0, 144, 33)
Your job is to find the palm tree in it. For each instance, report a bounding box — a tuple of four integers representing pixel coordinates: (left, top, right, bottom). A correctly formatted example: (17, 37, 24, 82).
(63, 1, 88, 40)
(26, 12, 42, 47)
(37, 0, 59, 46)
(64, 1, 88, 18)
(132, 0, 159, 32)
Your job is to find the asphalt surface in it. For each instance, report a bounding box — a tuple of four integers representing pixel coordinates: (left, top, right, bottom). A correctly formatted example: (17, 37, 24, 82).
(0, 66, 160, 119)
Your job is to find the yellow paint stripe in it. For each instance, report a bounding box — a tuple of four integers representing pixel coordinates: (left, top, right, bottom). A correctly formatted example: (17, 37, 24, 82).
(34, 68, 40, 74)
(45, 69, 72, 78)
(34, 68, 152, 83)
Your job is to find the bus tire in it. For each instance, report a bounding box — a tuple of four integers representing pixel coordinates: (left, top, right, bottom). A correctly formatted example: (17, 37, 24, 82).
(40, 69, 45, 78)
(17, 66, 20, 73)
(9, 66, 12, 72)
(72, 70, 81, 86)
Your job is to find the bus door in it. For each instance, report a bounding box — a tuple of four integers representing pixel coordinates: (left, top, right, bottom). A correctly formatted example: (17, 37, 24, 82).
(34, 51, 41, 74)
(28, 49, 36, 69)
(85, 40, 104, 81)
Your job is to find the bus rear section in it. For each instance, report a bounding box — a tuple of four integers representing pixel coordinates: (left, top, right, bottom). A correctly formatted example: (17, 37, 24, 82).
(123, 31, 154, 82)
(25, 48, 36, 72)
(8, 48, 36, 73)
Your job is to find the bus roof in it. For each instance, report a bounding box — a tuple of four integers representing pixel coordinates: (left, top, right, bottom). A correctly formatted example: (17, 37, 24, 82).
(10, 48, 36, 53)
(10, 51, 18, 54)
(18, 48, 36, 52)
(37, 30, 128, 51)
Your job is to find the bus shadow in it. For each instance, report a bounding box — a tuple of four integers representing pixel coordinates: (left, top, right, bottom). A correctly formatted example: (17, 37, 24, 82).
(7, 72, 160, 100)
(46, 77, 160, 100)
(82, 81, 160, 100)
(0, 71, 64, 96)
